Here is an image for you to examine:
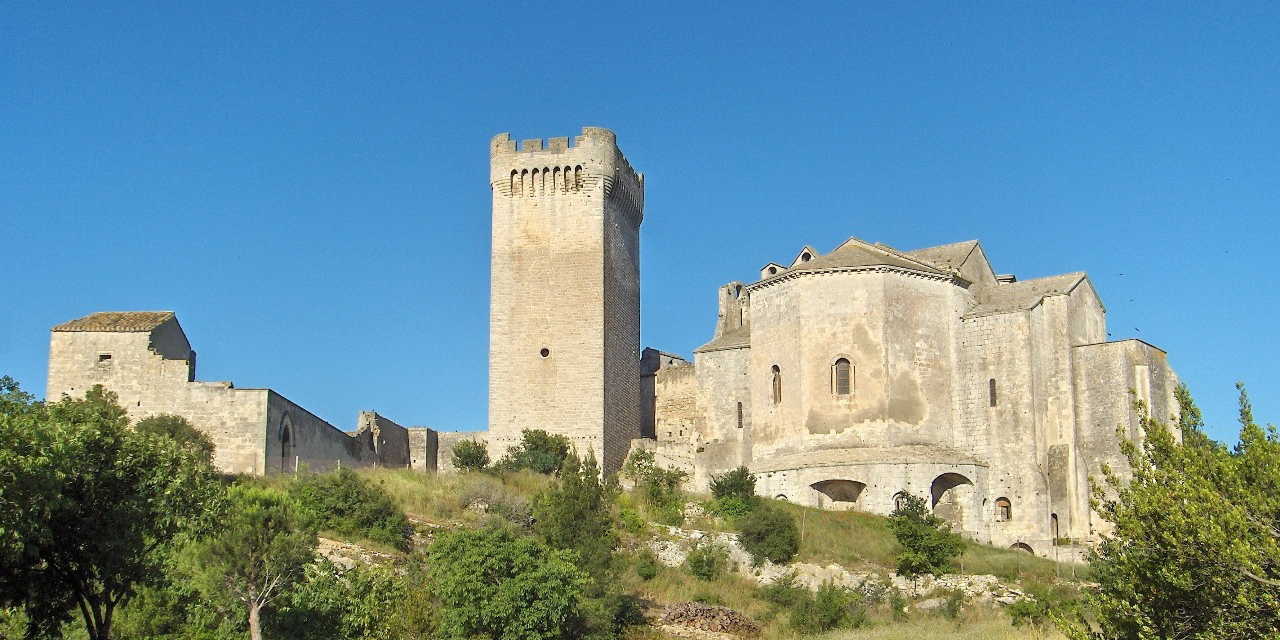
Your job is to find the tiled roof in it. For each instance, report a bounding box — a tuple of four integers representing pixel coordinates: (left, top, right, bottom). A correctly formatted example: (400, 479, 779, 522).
(904, 240, 980, 272)
(764, 238, 948, 281)
(965, 273, 1088, 317)
(694, 325, 752, 353)
(52, 311, 176, 332)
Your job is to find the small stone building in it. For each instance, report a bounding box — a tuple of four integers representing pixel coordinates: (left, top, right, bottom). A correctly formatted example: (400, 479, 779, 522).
(46, 311, 434, 475)
(639, 238, 1179, 554)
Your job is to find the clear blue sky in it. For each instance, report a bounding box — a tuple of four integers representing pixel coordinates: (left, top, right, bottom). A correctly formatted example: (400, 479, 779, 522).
(3, 3, 1276, 445)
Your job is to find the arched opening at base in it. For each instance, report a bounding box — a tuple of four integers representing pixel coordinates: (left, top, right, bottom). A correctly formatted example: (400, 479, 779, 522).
(1010, 542, 1034, 554)
(810, 479, 866, 510)
(930, 473, 974, 526)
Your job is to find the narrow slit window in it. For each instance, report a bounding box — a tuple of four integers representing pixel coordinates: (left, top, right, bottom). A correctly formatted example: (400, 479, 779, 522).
(833, 358, 852, 395)
(989, 378, 998, 407)
(771, 365, 782, 405)
(736, 402, 744, 428)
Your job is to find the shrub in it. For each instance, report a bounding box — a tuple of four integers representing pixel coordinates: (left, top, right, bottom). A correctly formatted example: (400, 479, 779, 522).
(428, 526, 587, 640)
(290, 468, 411, 551)
(451, 439, 489, 472)
(761, 572, 808, 607)
(497, 429, 572, 474)
(790, 582, 866, 633)
(532, 451, 618, 584)
(1006, 581, 1079, 628)
(939, 588, 966, 620)
(135, 414, 216, 463)
(624, 449, 687, 525)
(635, 549, 659, 581)
(709, 466, 757, 501)
(737, 502, 799, 565)
(707, 496, 753, 521)
(887, 493, 963, 577)
(686, 543, 729, 581)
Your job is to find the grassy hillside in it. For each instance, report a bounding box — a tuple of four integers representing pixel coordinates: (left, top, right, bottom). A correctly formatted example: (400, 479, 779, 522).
(275, 467, 1080, 640)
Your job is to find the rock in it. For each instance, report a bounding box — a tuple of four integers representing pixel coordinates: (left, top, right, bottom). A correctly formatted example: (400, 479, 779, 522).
(661, 602, 760, 637)
(915, 597, 945, 611)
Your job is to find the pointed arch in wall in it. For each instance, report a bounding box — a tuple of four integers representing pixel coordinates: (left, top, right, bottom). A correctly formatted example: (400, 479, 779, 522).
(280, 413, 294, 474)
(930, 472, 974, 526)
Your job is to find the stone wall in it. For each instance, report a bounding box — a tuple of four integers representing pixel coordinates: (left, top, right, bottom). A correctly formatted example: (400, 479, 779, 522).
(356, 411, 412, 468)
(407, 428, 439, 472)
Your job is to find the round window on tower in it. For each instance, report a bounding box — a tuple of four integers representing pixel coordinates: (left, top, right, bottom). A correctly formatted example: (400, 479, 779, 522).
(540, 348, 550, 358)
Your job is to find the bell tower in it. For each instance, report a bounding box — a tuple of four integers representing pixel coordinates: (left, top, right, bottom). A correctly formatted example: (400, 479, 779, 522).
(488, 127, 644, 473)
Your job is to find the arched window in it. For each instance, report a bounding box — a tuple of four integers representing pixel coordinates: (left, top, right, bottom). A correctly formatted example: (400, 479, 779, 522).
(833, 358, 853, 395)
(510, 170, 520, 195)
(995, 497, 1011, 522)
(771, 365, 782, 404)
(280, 414, 294, 474)
(988, 378, 998, 407)
(736, 402, 744, 428)
(1051, 513, 1060, 539)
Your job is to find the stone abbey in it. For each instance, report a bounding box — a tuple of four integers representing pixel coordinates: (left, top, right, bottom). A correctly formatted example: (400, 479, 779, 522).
(45, 127, 1180, 556)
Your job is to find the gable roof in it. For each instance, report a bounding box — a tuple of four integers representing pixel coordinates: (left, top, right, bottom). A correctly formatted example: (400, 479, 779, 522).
(965, 273, 1088, 317)
(767, 237, 948, 279)
(905, 240, 980, 272)
(53, 311, 176, 332)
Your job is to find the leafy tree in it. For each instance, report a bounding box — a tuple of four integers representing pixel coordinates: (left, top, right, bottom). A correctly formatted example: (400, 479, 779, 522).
(451, 438, 490, 472)
(497, 429, 572, 474)
(184, 484, 317, 640)
(737, 502, 800, 565)
(135, 413, 216, 463)
(427, 526, 588, 640)
(622, 449, 687, 525)
(289, 467, 410, 550)
(888, 492, 963, 577)
(271, 560, 419, 640)
(0, 383, 223, 640)
(533, 450, 618, 584)
(1069, 385, 1280, 639)
(710, 466, 757, 502)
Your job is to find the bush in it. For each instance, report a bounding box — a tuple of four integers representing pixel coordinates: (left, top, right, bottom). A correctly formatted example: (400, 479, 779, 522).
(737, 502, 799, 565)
(1006, 581, 1079, 628)
(761, 572, 808, 607)
(939, 588, 966, 620)
(790, 582, 866, 633)
(686, 543, 730, 581)
(635, 550, 659, 581)
(451, 439, 489, 472)
(707, 496, 753, 521)
(532, 451, 618, 584)
(290, 468, 411, 551)
(134, 414, 216, 463)
(497, 429, 572, 474)
(709, 466, 757, 501)
(623, 450, 687, 525)
(428, 526, 587, 640)
(887, 493, 963, 577)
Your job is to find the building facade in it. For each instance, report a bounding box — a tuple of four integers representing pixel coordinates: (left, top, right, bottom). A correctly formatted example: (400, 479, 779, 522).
(46, 311, 433, 475)
(639, 237, 1179, 555)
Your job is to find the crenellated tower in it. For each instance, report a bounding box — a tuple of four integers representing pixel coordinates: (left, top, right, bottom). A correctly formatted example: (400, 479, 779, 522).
(488, 127, 644, 473)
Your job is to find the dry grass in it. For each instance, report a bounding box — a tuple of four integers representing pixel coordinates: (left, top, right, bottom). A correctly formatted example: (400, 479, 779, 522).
(813, 616, 1065, 640)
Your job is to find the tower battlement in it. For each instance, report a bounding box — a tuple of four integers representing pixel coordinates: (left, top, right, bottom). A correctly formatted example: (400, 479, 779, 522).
(490, 128, 643, 206)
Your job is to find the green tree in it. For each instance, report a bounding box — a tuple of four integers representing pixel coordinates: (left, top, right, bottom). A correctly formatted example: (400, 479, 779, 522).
(451, 438, 490, 472)
(737, 502, 799, 565)
(427, 526, 588, 640)
(289, 467, 410, 551)
(532, 450, 618, 582)
(888, 493, 963, 577)
(185, 484, 317, 640)
(1070, 385, 1280, 639)
(710, 466, 757, 501)
(622, 449, 687, 525)
(497, 429, 572, 474)
(0, 383, 223, 640)
(271, 560, 420, 640)
(135, 413, 216, 463)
